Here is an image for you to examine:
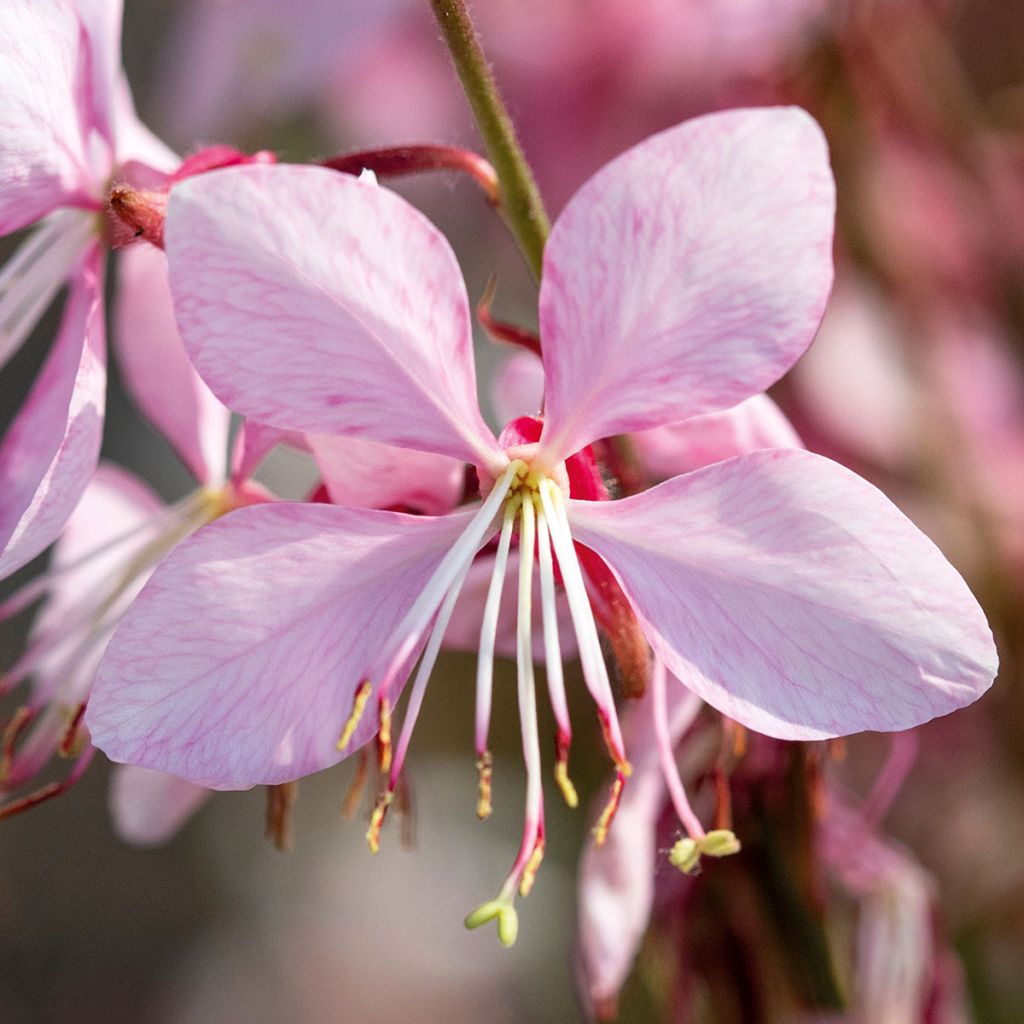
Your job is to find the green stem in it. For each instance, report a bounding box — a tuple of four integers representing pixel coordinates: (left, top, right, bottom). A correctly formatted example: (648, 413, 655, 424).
(429, 0, 551, 279)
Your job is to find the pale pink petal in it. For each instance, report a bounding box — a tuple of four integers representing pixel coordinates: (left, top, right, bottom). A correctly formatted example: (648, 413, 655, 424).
(87, 503, 479, 788)
(165, 164, 502, 468)
(0, 246, 106, 579)
(567, 450, 997, 739)
(73, 0, 123, 148)
(0, 0, 97, 232)
(109, 764, 211, 846)
(631, 394, 803, 479)
(492, 351, 545, 427)
(115, 244, 231, 485)
(111, 75, 178, 173)
(308, 434, 462, 515)
(444, 550, 576, 660)
(28, 462, 163, 706)
(230, 421, 307, 485)
(538, 108, 834, 461)
(576, 677, 702, 1016)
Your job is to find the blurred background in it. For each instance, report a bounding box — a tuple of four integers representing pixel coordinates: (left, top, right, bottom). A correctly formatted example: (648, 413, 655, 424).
(3, 0, 1024, 1020)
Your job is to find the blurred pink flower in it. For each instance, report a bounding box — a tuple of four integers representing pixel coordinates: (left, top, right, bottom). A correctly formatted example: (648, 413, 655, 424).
(86, 107, 995, 941)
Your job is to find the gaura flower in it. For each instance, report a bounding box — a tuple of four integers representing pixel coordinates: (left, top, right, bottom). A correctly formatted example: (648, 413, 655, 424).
(0, 0, 269, 580)
(86, 107, 996, 942)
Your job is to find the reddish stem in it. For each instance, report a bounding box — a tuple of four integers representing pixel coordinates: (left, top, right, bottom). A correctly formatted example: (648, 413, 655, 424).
(320, 145, 500, 205)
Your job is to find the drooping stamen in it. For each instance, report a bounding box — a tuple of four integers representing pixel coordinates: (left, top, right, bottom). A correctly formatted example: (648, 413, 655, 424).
(518, 831, 545, 898)
(0, 210, 96, 371)
(366, 791, 393, 854)
(861, 730, 919, 826)
(372, 461, 522, 704)
(387, 559, 476, 795)
(538, 481, 630, 776)
(536, 512, 577, 808)
(0, 744, 95, 821)
(474, 500, 517, 818)
(264, 780, 298, 853)
(336, 680, 372, 751)
(592, 771, 626, 847)
(651, 658, 706, 842)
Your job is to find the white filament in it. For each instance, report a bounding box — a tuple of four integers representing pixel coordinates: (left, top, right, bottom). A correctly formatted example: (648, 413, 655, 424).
(474, 502, 516, 754)
(535, 511, 571, 740)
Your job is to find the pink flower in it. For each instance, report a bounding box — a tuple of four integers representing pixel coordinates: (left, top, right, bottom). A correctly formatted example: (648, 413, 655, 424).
(86, 107, 996, 941)
(0, 0, 177, 578)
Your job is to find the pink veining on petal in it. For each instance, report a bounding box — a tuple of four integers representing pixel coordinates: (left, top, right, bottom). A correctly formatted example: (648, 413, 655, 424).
(568, 449, 997, 739)
(538, 107, 835, 462)
(86, 503, 480, 788)
(0, 246, 106, 579)
(165, 164, 503, 469)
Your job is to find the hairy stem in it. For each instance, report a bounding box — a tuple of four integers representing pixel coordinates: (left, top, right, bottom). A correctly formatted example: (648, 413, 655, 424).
(429, 0, 551, 278)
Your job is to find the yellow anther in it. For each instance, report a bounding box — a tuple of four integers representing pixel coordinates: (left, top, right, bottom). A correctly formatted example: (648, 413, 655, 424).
(337, 680, 372, 751)
(476, 750, 493, 820)
(376, 696, 392, 774)
(592, 772, 626, 848)
(518, 838, 545, 898)
(554, 757, 579, 809)
(366, 790, 393, 853)
(669, 837, 701, 873)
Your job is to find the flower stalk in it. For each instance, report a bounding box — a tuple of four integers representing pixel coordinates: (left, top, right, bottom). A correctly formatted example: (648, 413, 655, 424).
(429, 0, 551, 279)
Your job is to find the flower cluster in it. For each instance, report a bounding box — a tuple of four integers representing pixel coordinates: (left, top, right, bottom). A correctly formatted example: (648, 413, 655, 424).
(0, 0, 999, 964)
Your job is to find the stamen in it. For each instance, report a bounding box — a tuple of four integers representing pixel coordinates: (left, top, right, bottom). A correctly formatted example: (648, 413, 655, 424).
(592, 771, 626, 847)
(376, 696, 392, 774)
(476, 750, 493, 820)
(373, 460, 522, 702)
(474, 502, 517, 775)
(336, 680, 372, 751)
(264, 781, 298, 853)
(536, 512, 577, 808)
(387, 558, 475, 793)
(537, 481, 631, 775)
(518, 833, 545, 898)
(366, 791, 393, 854)
(652, 658, 706, 841)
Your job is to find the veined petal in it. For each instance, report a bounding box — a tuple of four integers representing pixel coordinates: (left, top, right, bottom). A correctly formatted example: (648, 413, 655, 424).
(576, 680, 702, 1017)
(567, 450, 997, 739)
(87, 502, 480, 789)
(539, 108, 834, 462)
(308, 434, 462, 515)
(74, 0, 123, 149)
(631, 394, 803, 479)
(0, 0, 97, 232)
(0, 246, 105, 579)
(165, 164, 503, 469)
(115, 244, 231, 486)
(109, 765, 211, 846)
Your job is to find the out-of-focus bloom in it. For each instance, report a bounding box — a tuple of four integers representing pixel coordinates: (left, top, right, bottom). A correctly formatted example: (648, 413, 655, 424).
(86, 107, 995, 942)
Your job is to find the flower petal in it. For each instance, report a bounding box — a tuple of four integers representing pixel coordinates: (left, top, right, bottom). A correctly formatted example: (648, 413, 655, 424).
(0, 246, 105, 579)
(0, 0, 97, 232)
(308, 434, 462, 515)
(87, 502, 479, 788)
(567, 450, 997, 739)
(576, 680, 701, 1017)
(115, 244, 231, 485)
(165, 164, 502, 468)
(631, 394, 802, 479)
(539, 107, 834, 461)
(109, 765, 211, 846)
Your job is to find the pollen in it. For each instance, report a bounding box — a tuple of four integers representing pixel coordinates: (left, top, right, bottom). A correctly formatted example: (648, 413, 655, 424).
(592, 771, 627, 848)
(337, 679, 372, 751)
(476, 750, 493, 820)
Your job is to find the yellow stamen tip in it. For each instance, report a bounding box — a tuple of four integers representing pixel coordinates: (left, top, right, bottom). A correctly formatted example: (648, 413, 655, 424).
(669, 829, 742, 874)
(365, 791, 393, 854)
(376, 696, 393, 774)
(554, 760, 579, 809)
(337, 680, 372, 751)
(592, 774, 626, 848)
(476, 751, 493, 820)
(518, 839, 545, 898)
